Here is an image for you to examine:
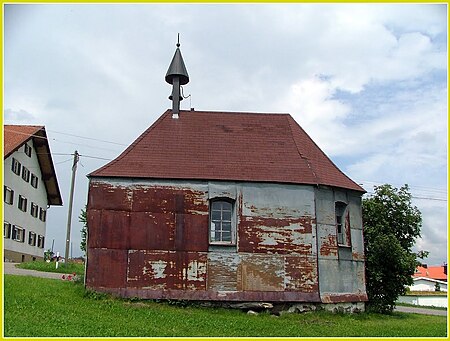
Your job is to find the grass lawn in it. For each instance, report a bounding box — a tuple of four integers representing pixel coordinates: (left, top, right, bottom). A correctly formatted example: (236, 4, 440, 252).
(15, 260, 85, 275)
(4, 275, 447, 337)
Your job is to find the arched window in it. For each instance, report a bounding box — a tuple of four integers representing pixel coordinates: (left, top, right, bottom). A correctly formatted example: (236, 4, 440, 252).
(335, 201, 350, 246)
(209, 199, 235, 244)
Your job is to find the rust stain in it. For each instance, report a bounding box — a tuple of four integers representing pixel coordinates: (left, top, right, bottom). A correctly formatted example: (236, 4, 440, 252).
(321, 293, 368, 303)
(237, 255, 284, 292)
(207, 253, 240, 291)
(132, 186, 208, 215)
(88, 182, 132, 211)
(86, 248, 128, 288)
(127, 250, 207, 291)
(284, 256, 318, 293)
(352, 252, 365, 261)
(320, 235, 338, 257)
(238, 216, 314, 254)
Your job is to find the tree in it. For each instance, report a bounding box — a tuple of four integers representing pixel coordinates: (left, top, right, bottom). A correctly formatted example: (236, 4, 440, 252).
(79, 207, 87, 257)
(362, 184, 422, 314)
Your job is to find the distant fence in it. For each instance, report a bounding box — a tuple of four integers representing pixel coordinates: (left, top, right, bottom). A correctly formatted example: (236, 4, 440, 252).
(397, 295, 447, 308)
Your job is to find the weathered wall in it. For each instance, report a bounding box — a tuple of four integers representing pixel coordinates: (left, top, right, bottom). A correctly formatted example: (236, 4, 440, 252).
(86, 178, 365, 303)
(315, 186, 367, 303)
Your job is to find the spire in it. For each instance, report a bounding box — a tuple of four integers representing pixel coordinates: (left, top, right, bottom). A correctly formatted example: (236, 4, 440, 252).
(165, 34, 189, 119)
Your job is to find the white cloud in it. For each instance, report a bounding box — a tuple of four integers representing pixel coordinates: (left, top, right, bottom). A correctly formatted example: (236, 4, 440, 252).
(4, 108, 36, 122)
(4, 4, 447, 262)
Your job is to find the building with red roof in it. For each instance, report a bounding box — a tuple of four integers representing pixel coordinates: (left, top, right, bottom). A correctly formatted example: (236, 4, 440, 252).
(3, 125, 62, 262)
(414, 265, 447, 282)
(85, 42, 367, 310)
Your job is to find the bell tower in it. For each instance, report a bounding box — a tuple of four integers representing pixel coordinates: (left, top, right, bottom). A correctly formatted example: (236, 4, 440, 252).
(165, 34, 190, 119)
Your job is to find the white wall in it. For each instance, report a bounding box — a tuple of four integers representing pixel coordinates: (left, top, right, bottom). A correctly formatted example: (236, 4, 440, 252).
(398, 295, 448, 308)
(4, 139, 48, 259)
(409, 278, 447, 292)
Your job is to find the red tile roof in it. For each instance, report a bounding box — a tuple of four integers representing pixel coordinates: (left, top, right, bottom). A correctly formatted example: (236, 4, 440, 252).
(4, 125, 43, 157)
(3, 125, 63, 206)
(89, 110, 364, 192)
(413, 266, 447, 281)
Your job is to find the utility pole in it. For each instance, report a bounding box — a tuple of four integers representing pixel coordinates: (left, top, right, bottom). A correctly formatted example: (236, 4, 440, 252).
(64, 150, 79, 266)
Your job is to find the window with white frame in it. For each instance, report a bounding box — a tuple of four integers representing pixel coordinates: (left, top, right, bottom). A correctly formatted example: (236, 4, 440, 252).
(22, 166, 30, 182)
(12, 226, 25, 242)
(18, 195, 28, 212)
(37, 235, 45, 249)
(4, 186, 14, 205)
(209, 199, 235, 244)
(335, 201, 351, 246)
(28, 231, 37, 246)
(4, 222, 12, 239)
(24, 143, 32, 157)
(39, 208, 47, 222)
(31, 174, 39, 188)
(11, 158, 21, 175)
(30, 202, 39, 218)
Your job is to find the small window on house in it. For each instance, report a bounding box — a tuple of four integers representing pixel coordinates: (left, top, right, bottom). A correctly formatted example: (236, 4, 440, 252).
(11, 158, 21, 175)
(30, 203, 39, 218)
(28, 231, 37, 246)
(37, 235, 45, 249)
(18, 195, 28, 212)
(12, 226, 25, 242)
(4, 222, 12, 239)
(39, 208, 47, 222)
(22, 166, 30, 182)
(4, 186, 14, 205)
(210, 199, 235, 244)
(335, 201, 351, 247)
(30, 174, 39, 188)
(24, 143, 32, 157)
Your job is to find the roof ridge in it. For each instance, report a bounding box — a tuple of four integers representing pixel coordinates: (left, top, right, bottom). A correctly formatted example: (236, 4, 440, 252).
(285, 115, 320, 185)
(287, 115, 364, 192)
(178, 109, 290, 116)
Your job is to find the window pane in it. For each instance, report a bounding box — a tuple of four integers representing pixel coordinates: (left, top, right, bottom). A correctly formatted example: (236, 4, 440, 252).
(222, 222, 231, 233)
(222, 231, 232, 242)
(212, 210, 221, 221)
(211, 201, 221, 210)
(222, 202, 232, 211)
(222, 210, 232, 221)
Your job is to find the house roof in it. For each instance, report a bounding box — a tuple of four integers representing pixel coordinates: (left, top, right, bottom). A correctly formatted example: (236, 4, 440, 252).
(3, 125, 63, 206)
(89, 110, 364, 192)
(414, 266, 447, 281)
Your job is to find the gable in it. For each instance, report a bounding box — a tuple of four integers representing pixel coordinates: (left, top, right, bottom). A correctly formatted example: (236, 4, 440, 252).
(3, 125, 63, 206)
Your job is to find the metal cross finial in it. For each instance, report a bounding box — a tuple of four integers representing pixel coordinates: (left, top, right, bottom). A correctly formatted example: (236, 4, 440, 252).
(177, 33, 180, 48)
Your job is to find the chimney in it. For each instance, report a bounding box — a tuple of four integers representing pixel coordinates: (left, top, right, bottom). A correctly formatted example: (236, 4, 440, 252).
(165, 34, 189, 119)
(444, 263, 447, 275)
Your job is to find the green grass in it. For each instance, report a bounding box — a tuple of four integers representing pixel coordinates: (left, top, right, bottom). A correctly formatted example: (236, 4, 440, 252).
(4, 275, 447, 337)
(15, 260, 85, 275)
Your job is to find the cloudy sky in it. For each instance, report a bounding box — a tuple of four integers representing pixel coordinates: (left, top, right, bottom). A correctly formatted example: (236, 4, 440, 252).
(4, 4, 447, 265)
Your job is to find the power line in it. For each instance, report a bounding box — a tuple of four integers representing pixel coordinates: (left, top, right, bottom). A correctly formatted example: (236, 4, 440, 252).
(364, 191, 447, 202)
(47, 129, 128, 146)
(5, 127, 124, 153)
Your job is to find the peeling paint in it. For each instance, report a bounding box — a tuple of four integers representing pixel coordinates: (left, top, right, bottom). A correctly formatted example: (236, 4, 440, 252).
(86, 179, 366, 304)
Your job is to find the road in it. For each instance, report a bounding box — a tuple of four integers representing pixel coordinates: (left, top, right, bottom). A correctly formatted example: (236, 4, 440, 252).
(3, 262, 66, 280)
(394, 305, 447, 316)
